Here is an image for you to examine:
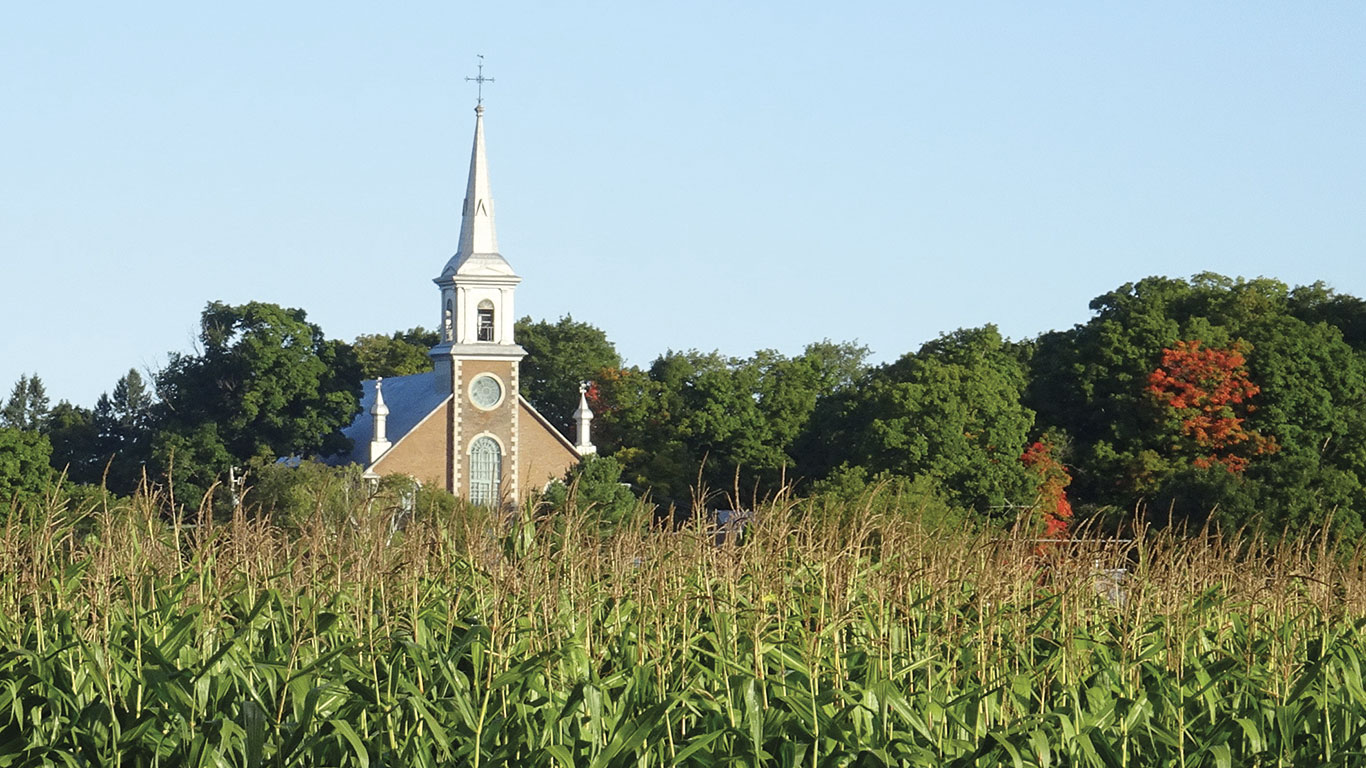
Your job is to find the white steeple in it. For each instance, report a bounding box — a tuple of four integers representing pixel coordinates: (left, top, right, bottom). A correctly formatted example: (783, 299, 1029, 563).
(573, 382, 596, 455)
(369, 377, 391, 463)
(431, 97, 526, 393)
(439, 105, 516, 280)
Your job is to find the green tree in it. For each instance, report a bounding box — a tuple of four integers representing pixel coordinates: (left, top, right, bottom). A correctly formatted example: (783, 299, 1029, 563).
(40, 370, 158, 492)
(748, 342, 869, 480)
(352, 327, 438, 379)
(45, 402, 100, 485)
(807, 465, 968, 530)
(808, 326, 1037, 514)
(1236, 316, 1366, 536)
(151, 423, 239, 509)
(516, 315, 621, 435)
(671, 350, 772, 488)
(90, 369, 157, 493)
(513, 314, 622, 434)
(107, 368, 154, 433)
(0, 427, 53, 510)
(589, 365, 693, 502)
(153, 302, 362, 504)
(541, 454, 641, 531)
(1288, 282, 1366, 351)
(1027, 273, 1366, 536)
(595, 342, 869, 505)
(1, 374, 50, 431)
(243, 457, 368, 529)
(627, 349, 788, 502)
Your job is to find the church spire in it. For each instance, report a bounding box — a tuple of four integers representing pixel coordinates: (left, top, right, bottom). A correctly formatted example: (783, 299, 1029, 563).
(430, 77, 525, 394)
(440, 103, 514, 278)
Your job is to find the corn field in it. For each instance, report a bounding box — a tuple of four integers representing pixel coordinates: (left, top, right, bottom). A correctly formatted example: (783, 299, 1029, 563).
(1, 484, 1365, 767)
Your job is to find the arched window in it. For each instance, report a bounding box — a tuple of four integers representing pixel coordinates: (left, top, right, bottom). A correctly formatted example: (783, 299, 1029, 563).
(477, 300, 495, 342)
(469, 436, 502, 506)
(443, 298, 453, 341)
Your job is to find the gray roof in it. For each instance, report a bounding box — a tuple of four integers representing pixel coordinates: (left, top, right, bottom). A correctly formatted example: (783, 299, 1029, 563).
(337, 371, 450, 466)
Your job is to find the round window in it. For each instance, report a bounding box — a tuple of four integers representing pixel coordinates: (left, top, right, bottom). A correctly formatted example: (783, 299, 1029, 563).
(469, 374, 503, 409)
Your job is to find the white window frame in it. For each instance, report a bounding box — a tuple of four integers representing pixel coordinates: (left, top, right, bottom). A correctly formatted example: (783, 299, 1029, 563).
(468, 435, 503, 506)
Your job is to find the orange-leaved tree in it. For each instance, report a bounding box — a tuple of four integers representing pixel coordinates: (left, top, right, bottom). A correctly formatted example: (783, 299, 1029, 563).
(1021, 439, 1073, 537)
(1146, 340, 1277, 473)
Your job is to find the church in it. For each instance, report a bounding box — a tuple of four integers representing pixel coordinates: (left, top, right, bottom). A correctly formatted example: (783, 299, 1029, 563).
(336, 100, 594, 505)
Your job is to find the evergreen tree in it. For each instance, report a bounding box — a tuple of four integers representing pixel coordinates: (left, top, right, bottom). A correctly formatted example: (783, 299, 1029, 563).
(90, 369, 156, 492)
(45, 402, 99, 485)
(1, 374, 50, 431)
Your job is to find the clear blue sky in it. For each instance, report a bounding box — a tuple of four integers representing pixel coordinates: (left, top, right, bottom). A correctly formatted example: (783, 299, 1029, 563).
(3, 2, 1363, 407)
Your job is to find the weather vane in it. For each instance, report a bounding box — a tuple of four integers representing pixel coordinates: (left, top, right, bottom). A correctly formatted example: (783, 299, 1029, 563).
(466, 54, 494, 106)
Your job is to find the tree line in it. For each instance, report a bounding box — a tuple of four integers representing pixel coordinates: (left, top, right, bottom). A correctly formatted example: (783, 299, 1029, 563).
(4, 272, 1365, 537)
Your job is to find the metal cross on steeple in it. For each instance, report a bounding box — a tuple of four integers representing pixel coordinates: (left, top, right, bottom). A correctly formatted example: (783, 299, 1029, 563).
(465, 55, 494, 106)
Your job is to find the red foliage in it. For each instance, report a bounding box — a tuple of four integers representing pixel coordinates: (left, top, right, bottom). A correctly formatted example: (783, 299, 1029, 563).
(584, 370, 616, 416)
(585, 380, 604, 411)
(1021, 439, 1073, 537)
(1147, 340, 1277, 473)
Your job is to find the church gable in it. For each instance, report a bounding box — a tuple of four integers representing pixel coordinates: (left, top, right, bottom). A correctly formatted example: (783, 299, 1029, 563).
(369, 397, 452, 489)
(517, 396, 582, 493)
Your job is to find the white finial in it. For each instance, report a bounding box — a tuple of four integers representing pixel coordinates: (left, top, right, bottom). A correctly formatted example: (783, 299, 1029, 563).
(373, 377, 389, 415)
(370, 378, 392, 464)
(573, 381, 596, 455)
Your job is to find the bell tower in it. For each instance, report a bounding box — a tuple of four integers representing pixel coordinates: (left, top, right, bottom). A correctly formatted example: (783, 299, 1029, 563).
(430, 99, 526, 505)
